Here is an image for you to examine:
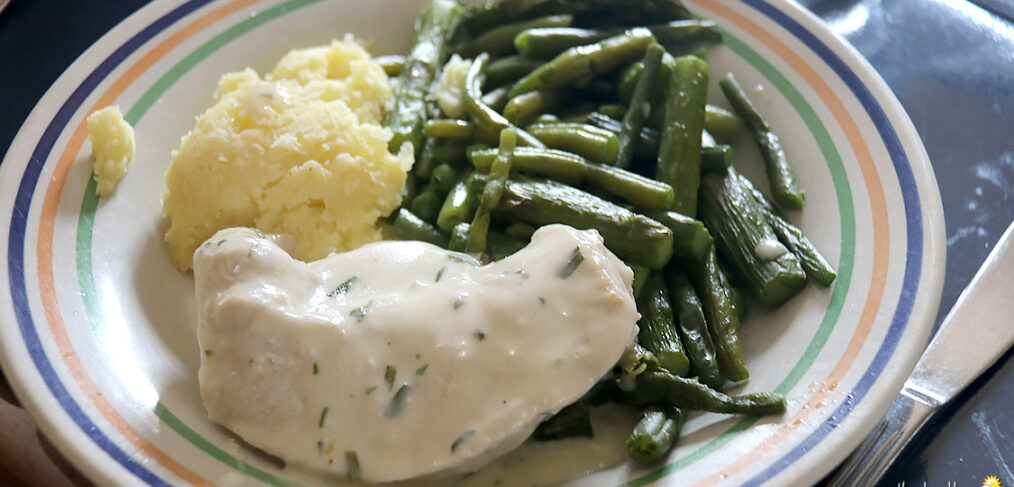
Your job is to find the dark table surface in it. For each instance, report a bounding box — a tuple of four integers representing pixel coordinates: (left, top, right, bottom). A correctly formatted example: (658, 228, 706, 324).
(1, 0, 1012, 486)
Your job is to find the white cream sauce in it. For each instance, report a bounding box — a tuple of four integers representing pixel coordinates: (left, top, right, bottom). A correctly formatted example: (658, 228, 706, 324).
(754, 238, 788, 261)
(194, 225, 639, 484)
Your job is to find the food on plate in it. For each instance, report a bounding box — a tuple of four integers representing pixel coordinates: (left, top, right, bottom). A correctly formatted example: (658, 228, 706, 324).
(171, 0, 835, 481)
(162, 38, 411, 272)
(194, 225, 639, 482)
(86, 105, 134, 197)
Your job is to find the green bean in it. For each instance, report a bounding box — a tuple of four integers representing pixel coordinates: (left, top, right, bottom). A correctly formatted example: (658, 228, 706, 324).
(532, 113, 560, 124)
(533, 402, 594, 441)
(437, 176, 480, 232)
(458, 15, 573, 58)
(515, 27, 609, 59)
(637, 273, 690, 377)
(503, 90, 572, 127)
(375, 55, 405, 77)
(414, 136, 440, 179)
(467, 129, 517, 255)
(656, 54, 708, 216)
(433, 140, 469, 167)
(495, 179, 674, 269)
(617, 61, 644, 106)
(464, 53, 545, 148)
(631, 264, 651, 299)
(627, 370, 786, 415)
(430, 163, 459, 192)
(596, 103, 627, 120)
(487, 230, 527, 261)
(469, 147, 674, 210)
(409, 183, 444, 223)
(689, 247, 750, 383)
(508, 28, 655, 98)
(705, 105, 746, 143)
(384, 0, 464, 155)
(448, 222, 470, 252)
(618, 44, 664, 169)
(424, 119, 473, 139)
(698, 170, 808, 306)
(650, 211, 712, 262)
(480, 86, 511, 113)
(665, 268, 723, 388)
(736, 173, 837, 286)
(516, 20, 722, 60)
(627, 406, 682, 463)
(618, 343, 661, 377)
(503, 222, 536, 240)
(484, 56, 544, 89)
(527, 123, 619, 164)
(586, 112, 659, 161)
(393, 209, 449, 247)
(586, 163, 674, 210)
(469, 146, 586, 183)
(719, 73, 805, 209)
(701, 144, 734, 172)
(463, 0, 513, 37)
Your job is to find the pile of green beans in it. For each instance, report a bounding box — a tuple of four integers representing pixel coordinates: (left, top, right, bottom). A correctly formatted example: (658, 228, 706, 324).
(382, 0, 835, 464)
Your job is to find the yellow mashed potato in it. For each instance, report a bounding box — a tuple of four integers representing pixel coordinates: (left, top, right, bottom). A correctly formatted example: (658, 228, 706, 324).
(163, 37, 412, 272)
(87, 105, 135, 197)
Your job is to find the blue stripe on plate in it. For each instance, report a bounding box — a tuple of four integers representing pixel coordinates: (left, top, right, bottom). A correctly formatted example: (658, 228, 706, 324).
(7, 1, 214, 485)
(737, 0, 924, 485)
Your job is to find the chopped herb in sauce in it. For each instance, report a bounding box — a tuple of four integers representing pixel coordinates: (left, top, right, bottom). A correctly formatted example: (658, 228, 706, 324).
(384, 366, 396, 390)
(447, 253, 480, 265)
(253, 228, 266, 239)
(365, 385, 377, 395)
(385, 385, 411, 417)
(318, 407, 329, 428)
(312, 362, 319, 375)
(415, 364, 429, 376)
(538, 297, 546, 306)
(450, 429, 476, 452)
(216, 239, 226, 246)
(345, 450, 361, 482)
(327, 276, 358, 297)
(474, 330, 486, 341)
(204, 349, 213, 357)
(453, 298, 465, 310)
(435, 266, 446, 282)
(555, 246, 584, 279)
(317, 441, 323, 454)
(350, 299, 373, 322)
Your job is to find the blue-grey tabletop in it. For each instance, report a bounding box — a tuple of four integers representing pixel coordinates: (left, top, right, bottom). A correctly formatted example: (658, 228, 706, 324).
(0, 1, 1011, 486)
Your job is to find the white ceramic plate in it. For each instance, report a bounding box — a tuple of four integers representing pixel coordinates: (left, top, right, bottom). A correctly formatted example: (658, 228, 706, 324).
(0, 0, 945, 485)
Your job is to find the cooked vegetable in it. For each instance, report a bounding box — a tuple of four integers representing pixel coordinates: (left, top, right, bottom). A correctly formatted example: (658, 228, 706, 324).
(637, 273, 690, 377)
(458, 15, 573, 58)
(495, 179, 674, 269)
(689, 248, 750, 384)
(509, 28, 656, 98)
(467, 129, 517, 255)
(463, 53, 545, 148)
(719, 73, 805, 209)
(526, 122, 620, 164)
(617, 44, 664, 169)
(627, 406, 683, 462)
(656, 54, 708, 215)
(665, 268, 723, 388)
(394, 208, 450, 247)
(384, 0, 464, 155)
(698, 170, 807, 306)
(534, 402, 594, 440)
(626, 369, 786, 415)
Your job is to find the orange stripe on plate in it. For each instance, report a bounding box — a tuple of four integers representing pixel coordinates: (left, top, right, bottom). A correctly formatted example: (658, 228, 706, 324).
(35, 0, 263, 484)
(686, 1, 890, 485)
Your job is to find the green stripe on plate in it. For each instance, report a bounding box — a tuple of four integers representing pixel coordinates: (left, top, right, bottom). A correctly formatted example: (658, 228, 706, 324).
(71, 1, 856, 486)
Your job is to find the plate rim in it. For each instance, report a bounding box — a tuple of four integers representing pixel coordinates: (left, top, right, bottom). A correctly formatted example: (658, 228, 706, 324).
(0, 0, 946, 485)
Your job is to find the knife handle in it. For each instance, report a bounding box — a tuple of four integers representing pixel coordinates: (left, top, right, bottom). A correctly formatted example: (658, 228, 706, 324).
(826, 392, 936, 487)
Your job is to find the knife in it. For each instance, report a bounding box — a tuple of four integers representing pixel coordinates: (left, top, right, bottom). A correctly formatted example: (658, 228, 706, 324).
(826, 220, 1014, 487)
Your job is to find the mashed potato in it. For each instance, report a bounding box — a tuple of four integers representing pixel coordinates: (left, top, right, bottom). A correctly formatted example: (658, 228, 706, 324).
(87, 105, 135, 197)
(163, 37, 412, 272)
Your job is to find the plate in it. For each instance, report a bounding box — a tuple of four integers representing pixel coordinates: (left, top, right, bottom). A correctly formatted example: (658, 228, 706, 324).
(0, 0, 945, 485)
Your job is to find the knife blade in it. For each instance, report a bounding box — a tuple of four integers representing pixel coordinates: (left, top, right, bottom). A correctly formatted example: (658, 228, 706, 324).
(827, 220, 1014, 487)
